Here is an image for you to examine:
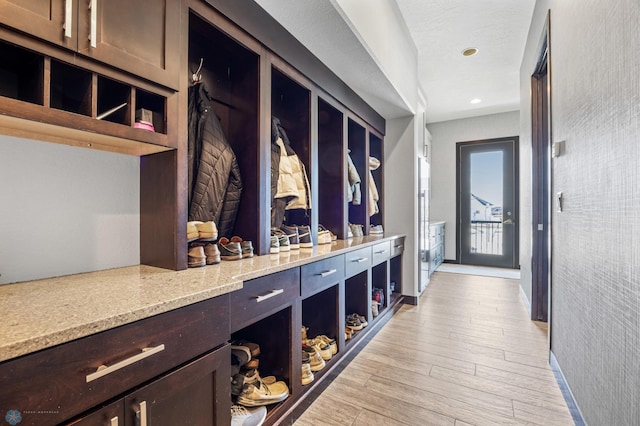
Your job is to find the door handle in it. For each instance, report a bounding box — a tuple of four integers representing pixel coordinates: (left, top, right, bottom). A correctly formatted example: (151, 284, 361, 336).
(64, 0, 73, 39)
(502, 219, 514, 225)
(89, 0, 97, 48)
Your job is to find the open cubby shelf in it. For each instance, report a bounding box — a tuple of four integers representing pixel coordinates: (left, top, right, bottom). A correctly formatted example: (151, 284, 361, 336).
(318, 97, 346, 239)
(348, 118, 368, 234)
(0, 39, 169, 146)
(369, 132, 384, 228)
(188, 11, 262, 249)
(371, 262, 389, 316)
(271, 65, 312, 229)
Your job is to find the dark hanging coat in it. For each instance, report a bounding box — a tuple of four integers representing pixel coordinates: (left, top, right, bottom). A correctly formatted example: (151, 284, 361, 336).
(188, 83, 242, 238)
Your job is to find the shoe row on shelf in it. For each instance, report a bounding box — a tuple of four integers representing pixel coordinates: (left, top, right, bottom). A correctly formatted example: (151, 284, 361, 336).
(270, 224, 337, 254)
(301, 326, 338, 385)
(187, 220, 256, 267)
(347, 223, 383, 238)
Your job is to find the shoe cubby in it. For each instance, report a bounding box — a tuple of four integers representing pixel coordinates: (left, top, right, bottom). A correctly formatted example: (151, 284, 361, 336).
(188, 10, 261, 248)
(344, 270, 371, 341)
(302, 284, 340, 358)
(371, 262, 389, 319)
(389, 253, 403, 306)
(369, 131, 384, 231)
(97, 76, 131, 126)
(0, 40, 44, 105)
(50, 60, 92, 116)
(135, 88, 167, 134)
(318, 96, 347, 239)
(347, 117, 369, 235)
(230, 307, 294, 415)
(271, 63, 313, 230)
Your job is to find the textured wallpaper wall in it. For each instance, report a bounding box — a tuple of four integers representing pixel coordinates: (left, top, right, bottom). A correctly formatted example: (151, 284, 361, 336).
(521, 0, 640, 424)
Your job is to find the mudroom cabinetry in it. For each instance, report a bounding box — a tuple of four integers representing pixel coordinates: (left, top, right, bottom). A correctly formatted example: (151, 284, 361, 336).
(0, 0, 180, 89)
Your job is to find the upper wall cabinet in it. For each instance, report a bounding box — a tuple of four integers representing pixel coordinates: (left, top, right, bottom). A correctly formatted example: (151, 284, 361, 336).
(0, 0, 180, 90)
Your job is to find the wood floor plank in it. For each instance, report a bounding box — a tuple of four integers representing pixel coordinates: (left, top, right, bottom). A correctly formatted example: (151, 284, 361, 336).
(512, 400, 573, 426)
(429, 366, 569, 410)
(324, 376, 456, 426)
(353, 408, 411, 426)
(347, 357, 515, 418)
(504, 350, 552, 369)
(293, 393, 362, 426)
(448, 332, 550, 359)
(475, 365, 563, 396)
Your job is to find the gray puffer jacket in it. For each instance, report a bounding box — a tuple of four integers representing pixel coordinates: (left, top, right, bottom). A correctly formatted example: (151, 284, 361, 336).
(188, 83, 242, 238)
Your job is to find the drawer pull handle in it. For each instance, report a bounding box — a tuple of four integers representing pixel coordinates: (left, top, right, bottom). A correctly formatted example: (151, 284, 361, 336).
(255, 289, 284, 302)
(352, 257, 368, 263)
(136, 401, 147, 426)
(85, 344, 165, 383)
(318, 269, 337, 278)
(110, 416, 119, 426)
(375, 250, 387, 254)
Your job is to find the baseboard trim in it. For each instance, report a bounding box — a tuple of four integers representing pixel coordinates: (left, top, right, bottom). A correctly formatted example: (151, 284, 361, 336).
(549, 351, 587, 426)
(519, 285, 531, 316)
(404, 295, 419, 305)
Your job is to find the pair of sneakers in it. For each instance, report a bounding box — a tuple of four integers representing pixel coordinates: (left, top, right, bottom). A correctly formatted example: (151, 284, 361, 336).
(346, 313, 368, 332)
(317, 225, 336, 244)
(280, 224, 314, 249)
(188, 243, 221, 267)
(236, 373, 289, 407)
(187, 220, 218, 242)
(218, 236, 254, 260)
(231, 405, 266, 426)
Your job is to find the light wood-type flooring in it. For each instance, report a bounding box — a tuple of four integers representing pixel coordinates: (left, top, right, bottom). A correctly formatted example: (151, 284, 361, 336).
(293, 271, 573, 426)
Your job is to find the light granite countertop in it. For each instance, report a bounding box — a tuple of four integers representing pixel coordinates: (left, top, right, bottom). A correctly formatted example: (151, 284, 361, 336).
(0, 235, 402, 363)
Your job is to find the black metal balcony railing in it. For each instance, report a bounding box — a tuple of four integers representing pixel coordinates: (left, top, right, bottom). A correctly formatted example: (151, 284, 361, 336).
(470, 220, 503, 255)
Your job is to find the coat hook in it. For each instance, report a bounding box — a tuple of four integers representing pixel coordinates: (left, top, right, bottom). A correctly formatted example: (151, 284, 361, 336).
(192, 58, 204, 83)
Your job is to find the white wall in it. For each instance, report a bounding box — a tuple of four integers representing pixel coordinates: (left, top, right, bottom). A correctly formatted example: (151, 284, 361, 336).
(427, 111, 520, 261)
(332, 0, 419, 113)
(0, 136, 140, 284)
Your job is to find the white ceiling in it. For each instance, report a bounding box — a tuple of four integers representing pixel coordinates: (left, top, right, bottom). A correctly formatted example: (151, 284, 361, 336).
(254, 0, 536, 124)
(395, 0, 536, 123)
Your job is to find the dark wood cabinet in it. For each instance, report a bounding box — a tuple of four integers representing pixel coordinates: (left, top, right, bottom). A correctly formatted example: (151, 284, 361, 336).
(68, 346, 231, 426)
(0, 0, 180, 90)
(0, 0, 75, 50)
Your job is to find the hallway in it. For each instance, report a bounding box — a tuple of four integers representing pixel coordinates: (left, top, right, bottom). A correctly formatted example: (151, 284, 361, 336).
(294, 272, 573, 425)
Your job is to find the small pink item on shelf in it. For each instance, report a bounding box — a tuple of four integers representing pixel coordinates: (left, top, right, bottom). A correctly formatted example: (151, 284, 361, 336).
(134, 121, 155, 132)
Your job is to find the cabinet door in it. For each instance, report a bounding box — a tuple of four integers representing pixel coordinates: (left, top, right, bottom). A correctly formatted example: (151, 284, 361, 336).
(66, 401, 124, 426)
(0, 0, 77, 50)
(124, 345, 231, 426)
(76, 0, 180, 90)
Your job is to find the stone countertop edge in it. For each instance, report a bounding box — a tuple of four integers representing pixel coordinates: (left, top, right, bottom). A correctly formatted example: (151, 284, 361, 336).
(0, 235, 404, 363)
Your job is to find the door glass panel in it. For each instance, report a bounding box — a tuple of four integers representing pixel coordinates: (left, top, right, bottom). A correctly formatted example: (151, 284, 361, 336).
(469, 151, 503, 255)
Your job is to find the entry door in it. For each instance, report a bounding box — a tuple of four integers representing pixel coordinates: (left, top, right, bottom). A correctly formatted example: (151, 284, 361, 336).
(457, 138, 519, 268)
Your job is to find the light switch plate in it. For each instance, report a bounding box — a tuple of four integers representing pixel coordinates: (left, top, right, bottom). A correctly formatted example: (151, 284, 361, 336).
(552, 140, 565, 157)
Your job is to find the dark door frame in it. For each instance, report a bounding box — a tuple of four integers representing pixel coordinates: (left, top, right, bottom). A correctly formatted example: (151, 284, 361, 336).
(531, 11, 552, 322)
(456, 137, 520, 269)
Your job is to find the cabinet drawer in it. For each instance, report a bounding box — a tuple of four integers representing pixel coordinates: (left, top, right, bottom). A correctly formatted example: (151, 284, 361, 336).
(372, 241, 391, 265)
(230, 268, 300, 332)
(0, 295, 229, 425)
(301, 255, 345, 298)
(345, 246, 372, 277)
(391, 237, 405, 257)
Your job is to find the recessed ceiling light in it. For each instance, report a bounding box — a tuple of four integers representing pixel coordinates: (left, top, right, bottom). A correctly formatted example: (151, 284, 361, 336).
(462, 47, 479, 57)
(470, 98, 482, 104)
